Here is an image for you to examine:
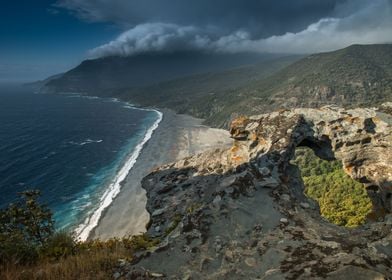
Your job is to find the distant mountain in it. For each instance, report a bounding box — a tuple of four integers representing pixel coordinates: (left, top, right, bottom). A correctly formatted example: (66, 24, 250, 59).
(24, 73, 63, 92)
(43, 52, 287, 95)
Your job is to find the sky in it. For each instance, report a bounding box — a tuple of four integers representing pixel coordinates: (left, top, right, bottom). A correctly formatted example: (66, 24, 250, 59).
(1, 0, 392, 82)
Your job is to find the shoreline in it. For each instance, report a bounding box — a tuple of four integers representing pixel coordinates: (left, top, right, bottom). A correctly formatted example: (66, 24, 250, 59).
(73, 106, 163, 241)
(89, 109, 232, 240)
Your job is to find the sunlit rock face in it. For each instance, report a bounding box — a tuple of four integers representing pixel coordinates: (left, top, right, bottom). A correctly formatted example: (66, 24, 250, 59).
(121, 104, 391, 279)
(230, 105, 392, 213)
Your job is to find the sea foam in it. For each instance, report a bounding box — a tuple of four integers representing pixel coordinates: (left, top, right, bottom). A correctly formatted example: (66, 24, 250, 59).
(74, 108, 163, 241)
(69, 139, 103, 146)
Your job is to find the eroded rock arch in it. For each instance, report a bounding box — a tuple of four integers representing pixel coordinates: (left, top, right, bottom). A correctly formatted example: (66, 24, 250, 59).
(230, 106, 392, 215)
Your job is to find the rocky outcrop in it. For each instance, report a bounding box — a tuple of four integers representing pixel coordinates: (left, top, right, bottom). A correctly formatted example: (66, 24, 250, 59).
(230, 105, 392, 214)
(120, 105, 392, 279)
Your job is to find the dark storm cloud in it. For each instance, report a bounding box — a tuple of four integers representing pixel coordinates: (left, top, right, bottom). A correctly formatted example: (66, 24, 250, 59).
(56, 0, 342, 37)
(57, 0, 392, 57)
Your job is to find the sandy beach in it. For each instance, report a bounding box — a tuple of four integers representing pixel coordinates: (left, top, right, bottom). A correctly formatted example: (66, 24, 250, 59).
(90, 110, 232, 239)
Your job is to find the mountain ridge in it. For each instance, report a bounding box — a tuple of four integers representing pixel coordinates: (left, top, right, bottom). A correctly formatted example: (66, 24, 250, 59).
(42, 44, 392, 127)
(43, 52, 289, 95)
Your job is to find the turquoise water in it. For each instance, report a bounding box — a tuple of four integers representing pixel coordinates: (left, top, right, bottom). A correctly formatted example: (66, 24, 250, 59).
(0, 85, 160, 238)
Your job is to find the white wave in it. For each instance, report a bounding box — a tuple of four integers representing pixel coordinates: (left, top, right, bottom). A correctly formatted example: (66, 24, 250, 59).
(80, 139, 103, 146)
(74, 109, 163, 241)
(122, 104, 135, 109)
(83, 96, 100, 100)
(69, 139, 103, 146)
(65, 95, 82, 98)
(106, 97, 119, 103)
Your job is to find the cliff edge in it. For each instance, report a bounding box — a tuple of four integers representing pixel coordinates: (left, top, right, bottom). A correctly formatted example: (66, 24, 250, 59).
(120, 104, 392, 279)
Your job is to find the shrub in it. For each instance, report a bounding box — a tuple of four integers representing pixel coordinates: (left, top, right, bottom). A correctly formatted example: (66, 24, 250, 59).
(293, 148, 372, 227)
(40, 231, 76, 260)
(0, 190, 153, 279)
(125, 234, 159, 251)
(0, 190, 54, 264)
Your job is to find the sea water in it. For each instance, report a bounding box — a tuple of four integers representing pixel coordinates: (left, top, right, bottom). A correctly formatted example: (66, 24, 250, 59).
(0, 84, 161, 240)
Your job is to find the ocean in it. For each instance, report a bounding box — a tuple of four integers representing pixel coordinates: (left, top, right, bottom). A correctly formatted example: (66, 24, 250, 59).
(0, 84, 161, 240)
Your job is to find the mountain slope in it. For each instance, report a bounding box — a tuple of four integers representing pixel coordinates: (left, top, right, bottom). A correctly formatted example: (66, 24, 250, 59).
(115, 55, 302, 116)
(204, 44, 392, 126)
(43, 44, 392, 127)
(43, 52, 287, 95)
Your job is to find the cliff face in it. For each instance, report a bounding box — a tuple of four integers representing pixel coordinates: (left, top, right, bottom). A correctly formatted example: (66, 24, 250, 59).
(125, 105, 391, 279)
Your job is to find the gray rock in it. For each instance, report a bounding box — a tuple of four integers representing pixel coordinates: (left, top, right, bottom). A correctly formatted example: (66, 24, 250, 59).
(219, 175, 237, 188)
(150, 272, 165, 278)
(213, 195, 222, 205)
(225, 186, 235, 195)
(224, 250, 235, 262)
(259, 167, 271, 176)
(259, 177, 280, 188)
(300, 202, 310, 209)
(281, 194, 291, 201)
(280, 218, 289, 225)
(244, 257, 257, 267)
(151, 208, 165, 217)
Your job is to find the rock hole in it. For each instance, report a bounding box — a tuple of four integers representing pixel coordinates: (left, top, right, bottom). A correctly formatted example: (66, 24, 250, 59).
(366, 185, 379, 192)
(292, 146, 373, 228)
(364, 118, 376, 134)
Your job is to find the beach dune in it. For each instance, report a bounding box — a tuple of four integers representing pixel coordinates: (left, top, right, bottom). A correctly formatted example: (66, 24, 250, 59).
(90, 110, 232, 239)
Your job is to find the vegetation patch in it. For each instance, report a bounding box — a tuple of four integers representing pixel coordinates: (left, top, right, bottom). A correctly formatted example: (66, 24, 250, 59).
(293, 147, 372, 227)
(164, 213, 182, 236)
(0, 190, 159, 279)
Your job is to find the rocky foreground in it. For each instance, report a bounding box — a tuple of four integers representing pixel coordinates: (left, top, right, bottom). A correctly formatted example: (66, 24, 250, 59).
(117, 104, 392, 279)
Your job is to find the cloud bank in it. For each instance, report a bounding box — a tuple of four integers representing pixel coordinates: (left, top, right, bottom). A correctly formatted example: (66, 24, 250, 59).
(58, 0, 392, 57)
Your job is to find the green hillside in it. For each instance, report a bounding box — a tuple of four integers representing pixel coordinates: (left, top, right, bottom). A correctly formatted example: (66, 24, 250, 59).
(204, 44, 392, 126)
(117, 44, 391, 127)
(44, 44, 392, 127)
(114, 55, 301, 119)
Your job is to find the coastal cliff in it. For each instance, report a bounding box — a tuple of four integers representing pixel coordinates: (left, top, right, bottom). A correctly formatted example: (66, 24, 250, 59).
(119, 104, 392, 279)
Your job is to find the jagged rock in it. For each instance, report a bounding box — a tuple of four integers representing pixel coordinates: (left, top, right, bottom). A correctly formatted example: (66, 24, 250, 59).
(127, 105, 391, 279)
